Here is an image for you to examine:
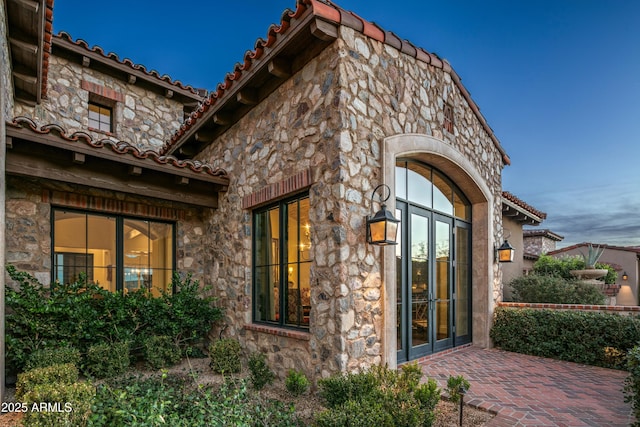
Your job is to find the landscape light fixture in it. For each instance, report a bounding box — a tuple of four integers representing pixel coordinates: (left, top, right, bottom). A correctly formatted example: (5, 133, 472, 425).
(622, 271, 629, 281)
(496, 240, 515, 263)
(366, 184, 399, 246)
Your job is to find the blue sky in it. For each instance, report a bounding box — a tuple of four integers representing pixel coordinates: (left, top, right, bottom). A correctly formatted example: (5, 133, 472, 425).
(53, 0, 640, 248)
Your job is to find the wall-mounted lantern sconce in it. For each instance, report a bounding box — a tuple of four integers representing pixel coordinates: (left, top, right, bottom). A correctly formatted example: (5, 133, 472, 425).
(622, 271, 629, 281)
(366, 184, 400, 246)
(496, 240, 515, 263)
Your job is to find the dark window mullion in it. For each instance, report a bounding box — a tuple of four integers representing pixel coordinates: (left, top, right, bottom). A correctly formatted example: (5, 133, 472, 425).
(279, 201, 288, 327)
(115, 216, 124, 292)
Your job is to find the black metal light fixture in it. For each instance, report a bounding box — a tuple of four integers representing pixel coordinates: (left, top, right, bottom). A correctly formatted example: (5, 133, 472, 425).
(622, 271, 629, 281)
(366, 184, 400, 246)
(496, 240, 515, 263)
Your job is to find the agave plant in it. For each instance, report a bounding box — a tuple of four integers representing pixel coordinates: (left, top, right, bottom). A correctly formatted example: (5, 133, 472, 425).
(579, 244, 605, 269)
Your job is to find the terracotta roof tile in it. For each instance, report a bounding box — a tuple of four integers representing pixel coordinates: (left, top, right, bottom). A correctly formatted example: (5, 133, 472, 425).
(523, 229, 564, 241)
(53, 32, 201, 95)
(502, 191, 547, 220)
(8, 116, 228, 179)
(162, 0, 510, 166)
(42, 0, 54, 100)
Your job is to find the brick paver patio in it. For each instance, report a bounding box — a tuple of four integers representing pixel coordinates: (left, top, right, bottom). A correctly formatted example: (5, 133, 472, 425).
(420, 347, 633, 426)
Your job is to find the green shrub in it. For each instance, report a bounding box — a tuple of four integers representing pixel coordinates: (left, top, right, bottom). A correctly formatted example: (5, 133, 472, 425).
(316, 364, 441, 427)
(16, 363, 79, 400)
(510, 273, 605, 305)
(90, 372, 300, 427)
(5, 266, 223, 375)
(25, 346, 81, 371)
(248, 351, 275, 390)
(84, 341, 130, 379)
(209, 338, 242, 374)
(143, 335, 182, 370)
(491, 307, 640, 368)
(624, 345, 640, 427)
(285, 369, 309, 396)
(318, 369, 377, 409)
(533, 254, 617, 284)
(21, 381, 95, 427)
(315, 399, 394, 427)
(446, 374, 471, 403)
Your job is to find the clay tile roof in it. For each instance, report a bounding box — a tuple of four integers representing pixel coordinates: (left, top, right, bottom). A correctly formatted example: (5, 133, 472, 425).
(502, 191, 547, 220)
(523, 229, 564, 241)
(7, 116, 228, 179)
(53, 32, 200, 95)
(42, 0, 54, 100)
(162, 0, 510, 166)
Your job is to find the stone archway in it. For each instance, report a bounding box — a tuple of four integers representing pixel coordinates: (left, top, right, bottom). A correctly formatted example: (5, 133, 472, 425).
(381, 134, 498, 367)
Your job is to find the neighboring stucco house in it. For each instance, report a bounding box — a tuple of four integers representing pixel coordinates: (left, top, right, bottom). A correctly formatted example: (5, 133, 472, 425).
(549, 243, 640, 306)
(2, 0, 513, 382)
(500, 192, 548, 299)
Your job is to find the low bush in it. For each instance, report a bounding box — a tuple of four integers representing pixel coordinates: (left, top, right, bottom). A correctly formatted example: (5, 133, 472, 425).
(491, 307, 640, 368)
(21, 381, 95, 427)
(5, 265, 223, 375)
(209, 338, 242, 374)
(84, 341, 130, 379)
(143, 335, 182, 370)
(285, 369, 309, 396)
(446, 375, 471, 403)
(316, 363, 441, 427)
(624, 345, 640, 427)
(509, 273, 605, 305)
(16, 363, 79, 400)
(90, 372, 301, 427)
(25, 346, 81, 371)
(248, 351, 275, 390)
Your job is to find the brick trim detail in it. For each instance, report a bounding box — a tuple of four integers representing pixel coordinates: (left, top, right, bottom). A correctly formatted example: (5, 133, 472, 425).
(43, 190, 186, 221)
(244, 324, 311, 341)
(242, 168, 312, 209)
(81, 80, 124, 102)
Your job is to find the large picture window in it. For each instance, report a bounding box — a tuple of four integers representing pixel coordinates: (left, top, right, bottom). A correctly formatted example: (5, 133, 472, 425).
(53, 209, 175, 296)
(253, 194, 311, 329)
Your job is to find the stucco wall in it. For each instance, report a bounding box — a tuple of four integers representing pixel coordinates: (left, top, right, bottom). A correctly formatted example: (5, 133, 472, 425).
(13, 55, 186, 151)
(501, 216, 524, 300)
(197, 25, 505, 379)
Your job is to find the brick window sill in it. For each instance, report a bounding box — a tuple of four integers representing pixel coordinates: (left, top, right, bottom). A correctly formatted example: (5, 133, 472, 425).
(244, 323, 310, 341)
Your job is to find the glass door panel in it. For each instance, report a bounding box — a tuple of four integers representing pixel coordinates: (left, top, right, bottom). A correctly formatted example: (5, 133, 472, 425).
(410, 214, 429, 350)
(455, 224, 471, 342)
(435, 218, 452, 348)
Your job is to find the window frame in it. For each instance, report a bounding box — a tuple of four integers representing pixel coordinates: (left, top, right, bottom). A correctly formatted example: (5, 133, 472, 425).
(252, 192, 311, 330)
(51, 208, 176, 294)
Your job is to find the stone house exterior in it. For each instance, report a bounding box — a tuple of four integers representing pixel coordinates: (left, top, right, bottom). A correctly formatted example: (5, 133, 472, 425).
(2, 0, 513, 383)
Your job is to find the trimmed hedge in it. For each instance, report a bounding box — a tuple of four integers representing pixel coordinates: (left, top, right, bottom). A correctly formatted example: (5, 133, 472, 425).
(491, 307, 640, 369)
(624, 345, 640, 426)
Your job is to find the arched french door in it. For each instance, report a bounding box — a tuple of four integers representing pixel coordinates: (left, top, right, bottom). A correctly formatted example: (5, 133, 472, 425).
(395, 159, 472, 362)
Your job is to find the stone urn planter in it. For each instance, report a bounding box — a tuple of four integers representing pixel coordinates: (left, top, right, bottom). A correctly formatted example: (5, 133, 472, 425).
(569, 269, 608, 281)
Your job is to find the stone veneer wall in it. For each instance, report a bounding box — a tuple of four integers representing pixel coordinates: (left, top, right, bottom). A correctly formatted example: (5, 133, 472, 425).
(0, 0, 14, 120)
(197, 25, 504, 380)
(524, 236, 557, 256)
(5, 176, 209, 288)
(13, 55, 186, 151)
